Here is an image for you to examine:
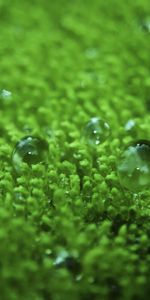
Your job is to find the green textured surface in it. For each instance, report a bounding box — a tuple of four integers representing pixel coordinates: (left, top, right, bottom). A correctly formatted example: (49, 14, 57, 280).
(0, 0, 150, 299)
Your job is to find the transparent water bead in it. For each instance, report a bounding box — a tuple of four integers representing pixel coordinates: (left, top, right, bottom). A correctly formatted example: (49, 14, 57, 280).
(125, 120, 136, 131)
(54, 251, 81, 275)
(12, 136, 49, 174)
(117, 140, 150, 192)
(0, 89, 12, 102)
(84, 117, 110, 146)
(140, 19, 150, 33)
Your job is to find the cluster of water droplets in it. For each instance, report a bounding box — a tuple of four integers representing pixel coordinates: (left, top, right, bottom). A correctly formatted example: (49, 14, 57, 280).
(8, 111, 150, 194)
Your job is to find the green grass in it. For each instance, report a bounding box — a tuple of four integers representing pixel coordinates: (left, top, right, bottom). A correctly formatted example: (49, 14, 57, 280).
(0, 0, 150, 299)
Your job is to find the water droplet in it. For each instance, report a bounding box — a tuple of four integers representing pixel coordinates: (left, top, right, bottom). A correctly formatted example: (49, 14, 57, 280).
(76, 274, 83, 282)
(54, 251, 81, 275)
(84, 117, 110, 146)
(140, 19, 150, 33)
(0, 89, 12, 102)
(125, 120, 136, 131)
(117, 140, 150, 192)
(14, 192, 24, 202)
(12, 136, 49, 174)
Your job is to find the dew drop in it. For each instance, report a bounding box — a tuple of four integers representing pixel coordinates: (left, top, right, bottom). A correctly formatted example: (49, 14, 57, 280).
(140, 19, 150, 33)
(0, 89, 12, 102)
(117, 140, 150, 192)
(125, 120, 136, 131)
(12, 136, 49, 174)
(54, 251, 81, 275)
(84, 117, 110, 146)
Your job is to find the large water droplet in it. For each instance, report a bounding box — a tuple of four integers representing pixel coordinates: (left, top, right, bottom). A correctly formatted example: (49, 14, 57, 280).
(117, 140, 150, 192)
(84, 117, 110, 146)
(12, 136, 49, 174)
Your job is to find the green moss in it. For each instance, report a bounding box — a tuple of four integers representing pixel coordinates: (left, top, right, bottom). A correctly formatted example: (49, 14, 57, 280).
(0, 0, 150, 299)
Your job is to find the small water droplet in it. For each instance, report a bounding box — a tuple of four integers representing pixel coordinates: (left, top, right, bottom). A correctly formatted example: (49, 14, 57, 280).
(83, 117, 110, 146)
(54, 250, 69, 266)
(140, 19, 150, 33)
(12, 136, 49, 174)
(125, 120, 136, 131)
(76, 274, 83, 282)
(14, 192, 24, 202)
(54, 251, 81, 275)
(117, 140, 150, 192)
(0, 89, 12, 102)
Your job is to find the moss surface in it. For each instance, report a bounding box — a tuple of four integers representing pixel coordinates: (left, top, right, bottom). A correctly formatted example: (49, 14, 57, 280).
(0, 0, 150, 299)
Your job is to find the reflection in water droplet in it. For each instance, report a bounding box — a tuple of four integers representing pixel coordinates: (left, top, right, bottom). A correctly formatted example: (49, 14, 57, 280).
(84, 117, 110, 146)
(0, 89, 12, 102)
(54, 251, 81, 275)
(12, 136, 49, 174)
(140, 19, 150, 33)
(117, 140, 150, 192)
(125, 120, 136, 131)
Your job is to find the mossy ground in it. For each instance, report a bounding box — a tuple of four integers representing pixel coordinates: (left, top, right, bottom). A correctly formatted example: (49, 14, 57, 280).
(0, 0, 150, 299)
